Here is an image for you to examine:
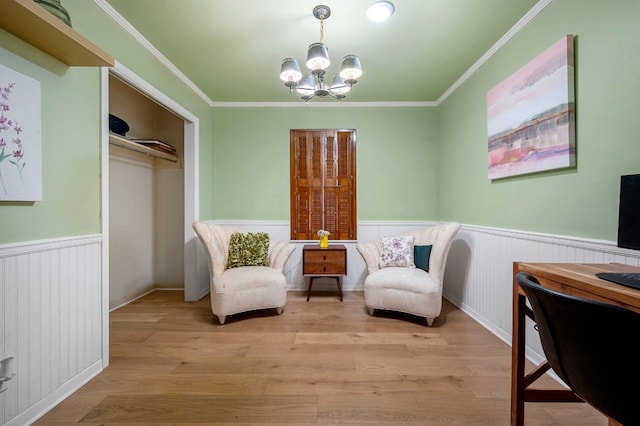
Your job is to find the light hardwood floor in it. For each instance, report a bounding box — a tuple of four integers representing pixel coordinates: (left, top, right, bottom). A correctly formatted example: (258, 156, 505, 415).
(35, 290, 607, 425)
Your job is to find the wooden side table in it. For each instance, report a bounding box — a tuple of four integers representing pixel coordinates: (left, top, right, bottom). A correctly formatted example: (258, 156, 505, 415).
(302, 244, 347, 301)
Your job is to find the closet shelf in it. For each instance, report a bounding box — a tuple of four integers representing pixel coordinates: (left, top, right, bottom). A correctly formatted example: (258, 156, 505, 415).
(109, 134, 178, 163)
(0, 0, 114, 67)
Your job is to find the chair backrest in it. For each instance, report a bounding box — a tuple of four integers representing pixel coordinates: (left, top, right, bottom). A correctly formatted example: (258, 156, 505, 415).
(516, 272, 640, 425)
(193, 222, 236, 278)
(192, 222, 295, 277)
(356, 222, 460, 284)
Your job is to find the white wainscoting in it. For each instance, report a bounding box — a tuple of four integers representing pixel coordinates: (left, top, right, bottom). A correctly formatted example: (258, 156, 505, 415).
(443, 224, 640, 366)
(202, 220, 640, 368)
(2, 223, 636, 425)
(0, 235, 103, 426)
(201, 220, 439, 292)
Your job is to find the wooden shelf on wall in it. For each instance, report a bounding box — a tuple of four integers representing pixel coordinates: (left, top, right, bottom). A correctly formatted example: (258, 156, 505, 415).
(109, 133, 178, 163)
(0, 0, 114, 67)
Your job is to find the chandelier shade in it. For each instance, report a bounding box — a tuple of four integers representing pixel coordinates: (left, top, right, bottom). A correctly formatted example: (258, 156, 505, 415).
(330, 74, 351, 95)
(280, 58, 302, 87)
(306, 43, 331, 70)
(279, 5, 362, 102)
(339, 55, 363, 83)
(296, 75, 316, 97)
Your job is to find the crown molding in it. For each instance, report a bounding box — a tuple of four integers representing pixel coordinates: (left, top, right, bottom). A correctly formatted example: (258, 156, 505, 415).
(94, 0, 553, 108)
(92, 0, 215, 106)
(436, 0, 553, 105)
(209, 101, 437, 108)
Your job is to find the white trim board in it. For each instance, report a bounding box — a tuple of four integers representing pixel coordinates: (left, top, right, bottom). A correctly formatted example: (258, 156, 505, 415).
(0, 234, 102, 257)
(6, 361, 102, 426)
(104, 61, 203, 303)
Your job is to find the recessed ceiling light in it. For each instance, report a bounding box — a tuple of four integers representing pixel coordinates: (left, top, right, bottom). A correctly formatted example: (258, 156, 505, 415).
(367, 1, 395, 22)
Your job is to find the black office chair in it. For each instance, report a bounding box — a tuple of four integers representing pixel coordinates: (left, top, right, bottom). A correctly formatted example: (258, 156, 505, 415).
(516, 272, 640, 425)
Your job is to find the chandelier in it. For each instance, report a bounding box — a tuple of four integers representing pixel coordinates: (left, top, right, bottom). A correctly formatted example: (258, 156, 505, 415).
(279, 5, 362, 102)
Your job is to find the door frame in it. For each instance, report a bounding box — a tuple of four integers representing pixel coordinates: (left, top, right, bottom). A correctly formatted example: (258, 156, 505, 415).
(100, 61, 201, 367)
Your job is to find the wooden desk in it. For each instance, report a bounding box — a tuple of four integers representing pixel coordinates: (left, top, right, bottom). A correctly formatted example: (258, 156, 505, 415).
(511, 262, 640, 426)
(303, 245, 347, 301)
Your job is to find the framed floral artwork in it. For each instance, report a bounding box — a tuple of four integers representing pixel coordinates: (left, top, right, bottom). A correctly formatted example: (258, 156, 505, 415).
(0, 63, 42, 201)
(487, 35, 576, 180)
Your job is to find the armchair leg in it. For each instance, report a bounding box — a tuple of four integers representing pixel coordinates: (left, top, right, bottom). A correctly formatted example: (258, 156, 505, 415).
(276, 307, 284, 315)
(426, 317, 435, 326)
(217, 315, 226, 325)
(367, 307, 375, 316)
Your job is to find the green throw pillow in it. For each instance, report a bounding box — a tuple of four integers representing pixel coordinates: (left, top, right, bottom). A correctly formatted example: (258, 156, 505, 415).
(414, 245, 433, 272)
(227, 232, 270, 269)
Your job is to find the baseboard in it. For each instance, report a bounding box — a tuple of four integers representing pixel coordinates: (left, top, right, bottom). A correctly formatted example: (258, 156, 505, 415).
(5, 361, 102, 426)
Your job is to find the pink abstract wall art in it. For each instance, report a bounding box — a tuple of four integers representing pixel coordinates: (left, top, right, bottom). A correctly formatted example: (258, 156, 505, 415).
(487, 35, 575, 180)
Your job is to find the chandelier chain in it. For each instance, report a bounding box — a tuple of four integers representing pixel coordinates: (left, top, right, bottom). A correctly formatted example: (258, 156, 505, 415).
(319, 16, 324, 43)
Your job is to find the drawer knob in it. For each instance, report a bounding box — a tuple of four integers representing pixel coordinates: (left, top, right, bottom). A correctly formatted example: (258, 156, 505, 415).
(323, 255, 326, 260)
(323, 266, 326, 272)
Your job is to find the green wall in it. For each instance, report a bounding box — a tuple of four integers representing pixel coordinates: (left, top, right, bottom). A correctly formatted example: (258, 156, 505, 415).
(0, 36, 101, 243)
(0, 0, 214, 244)
(210, 107, 438, 221)
(1, 0, 637, 244)
(209, 1, 639, 241)
(62, 0, 216, 218)
(437, 0, 640, 240)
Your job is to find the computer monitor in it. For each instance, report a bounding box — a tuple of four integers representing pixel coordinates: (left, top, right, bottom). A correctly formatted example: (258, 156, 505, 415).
(617, 174, 640, 250)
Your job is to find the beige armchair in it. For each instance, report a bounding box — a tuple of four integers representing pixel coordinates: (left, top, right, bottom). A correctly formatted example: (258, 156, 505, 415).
(193, 222, 295, 324)
(356, 222, 460, 326)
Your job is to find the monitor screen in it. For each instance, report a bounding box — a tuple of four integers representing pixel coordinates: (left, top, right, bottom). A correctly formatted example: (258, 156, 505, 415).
(617, 174, 640, 250)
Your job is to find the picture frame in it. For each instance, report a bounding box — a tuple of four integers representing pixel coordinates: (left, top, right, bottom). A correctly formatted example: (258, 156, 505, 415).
(0, 63, 42, 201)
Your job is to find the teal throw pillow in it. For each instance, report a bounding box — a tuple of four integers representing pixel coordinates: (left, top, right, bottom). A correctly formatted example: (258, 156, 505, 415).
(227, 232, 270, 269)
(414, 245, 433, 272)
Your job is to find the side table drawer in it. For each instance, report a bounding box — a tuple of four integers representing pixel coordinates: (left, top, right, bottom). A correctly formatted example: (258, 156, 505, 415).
(304, 249, 346, 275)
